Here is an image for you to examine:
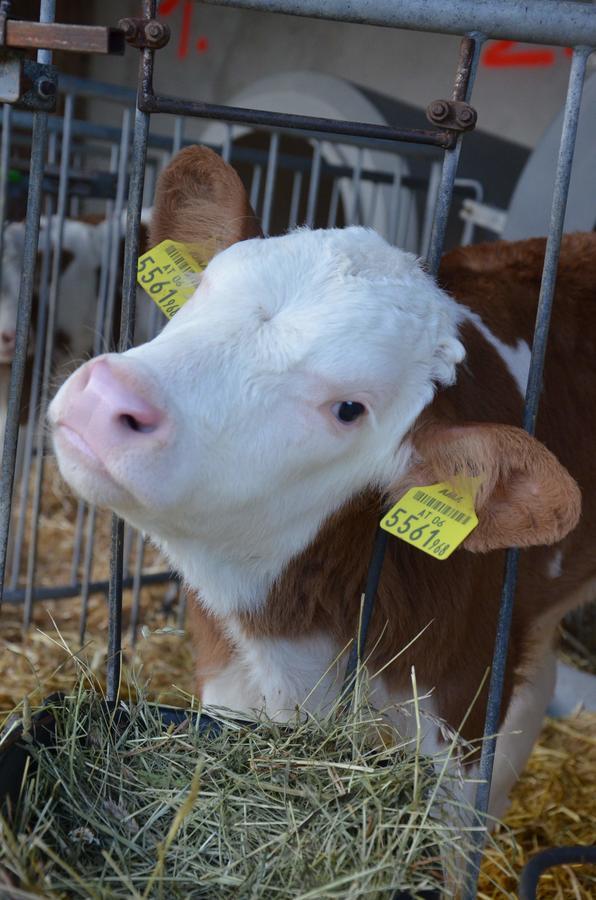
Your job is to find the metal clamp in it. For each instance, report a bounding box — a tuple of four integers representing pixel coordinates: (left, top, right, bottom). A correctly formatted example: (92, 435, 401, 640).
(426, 98, 478, 131)
(118, 17, 170, 50)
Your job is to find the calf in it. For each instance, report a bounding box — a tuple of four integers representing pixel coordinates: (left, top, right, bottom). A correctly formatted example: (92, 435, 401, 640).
(49, 147, 590, 821)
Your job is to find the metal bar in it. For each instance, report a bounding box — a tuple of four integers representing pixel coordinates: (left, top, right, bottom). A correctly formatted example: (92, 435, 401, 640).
(305, 142, 322, 228)
(288, 170, 302, 228)
(426, 35, 484, 277)
(342, 34, 483, 700)
(103, 108, 132, 346)
(326, 177, 340, 229)
(0, 570, 173, 605)
(0, 0, 55, 612)
(129, 532, 145, 644)
(348, 148, 363, 226)
(519, 845, 596, 900)
(0, 105, 12, 280)
(106, 3, 153, 703)
(463, 45, 591, 899)
(8, 175, 56, 594)
(5, 20, 125, 55)
(22, 92, 74, 629)
(140, 94, 454, 149)
(201, 0, 596, 47)
(249, 164, 262, 214)
(261, 132, 279, 236)
(420, 161, 442, 260)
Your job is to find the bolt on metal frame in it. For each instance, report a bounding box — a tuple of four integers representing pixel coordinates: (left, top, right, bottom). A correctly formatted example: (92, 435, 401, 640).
(0, 0, 593, 897)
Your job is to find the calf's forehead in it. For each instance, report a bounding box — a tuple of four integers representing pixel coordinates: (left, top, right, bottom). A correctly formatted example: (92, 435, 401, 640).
(169, 229, 454, 382)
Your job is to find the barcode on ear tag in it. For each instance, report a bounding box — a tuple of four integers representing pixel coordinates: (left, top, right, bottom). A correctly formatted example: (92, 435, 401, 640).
(380, 477, 482, 560)
(137, 240, 207, 319)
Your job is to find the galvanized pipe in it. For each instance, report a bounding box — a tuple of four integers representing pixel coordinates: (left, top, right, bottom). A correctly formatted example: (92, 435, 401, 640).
(0, 0, 55, 610)
(106, 1, 153, 700)
(201, 0, 596, 47)
(23, 93, 74, 628)
(463, 45, 592, 899)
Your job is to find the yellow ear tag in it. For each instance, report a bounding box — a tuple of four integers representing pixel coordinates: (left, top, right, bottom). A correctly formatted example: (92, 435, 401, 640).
(380, 475, 482, 560)
(137, 240, 208, 319)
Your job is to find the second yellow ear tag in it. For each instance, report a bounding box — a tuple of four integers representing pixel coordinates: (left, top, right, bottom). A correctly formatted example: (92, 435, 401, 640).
(137, 240, 208, 319)
(380, 476, 482, 560)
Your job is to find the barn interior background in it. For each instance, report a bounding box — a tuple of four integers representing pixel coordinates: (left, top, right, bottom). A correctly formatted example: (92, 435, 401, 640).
(0, 1, 594, 897)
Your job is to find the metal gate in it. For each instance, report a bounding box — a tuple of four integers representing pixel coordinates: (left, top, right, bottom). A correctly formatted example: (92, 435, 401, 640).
(0, 1, 595, 897)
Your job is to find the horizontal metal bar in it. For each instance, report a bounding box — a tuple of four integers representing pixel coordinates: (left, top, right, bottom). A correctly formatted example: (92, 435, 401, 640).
(140, 92, 454, 148)
(519, 846, 596, 900)
(1, 571, 175, 605)
(201, 0, 596, 47)
(5, 20, 125, 55)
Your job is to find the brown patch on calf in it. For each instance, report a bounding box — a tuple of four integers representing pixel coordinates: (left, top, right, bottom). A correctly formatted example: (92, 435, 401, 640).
(150, 145, 262, 253)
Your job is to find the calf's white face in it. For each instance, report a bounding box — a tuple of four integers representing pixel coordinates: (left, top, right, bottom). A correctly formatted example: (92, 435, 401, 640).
(49, 226, 464, 610)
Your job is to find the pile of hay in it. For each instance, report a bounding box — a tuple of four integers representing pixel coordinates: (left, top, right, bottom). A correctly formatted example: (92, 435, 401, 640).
(1, 460, 595, 897)
(1, 675, 510, 899)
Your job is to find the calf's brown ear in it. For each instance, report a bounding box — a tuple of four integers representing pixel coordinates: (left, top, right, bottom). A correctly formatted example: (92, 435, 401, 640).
(150, 145, 262, 253)
(391, 422, 581, 552)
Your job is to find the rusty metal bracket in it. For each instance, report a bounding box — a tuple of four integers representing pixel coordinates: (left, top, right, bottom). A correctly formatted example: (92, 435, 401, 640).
(426, 98, 477, 131)
(0, 53, 57, 111)
(1, 20, 125, 55)
(118, 17, 170, 50)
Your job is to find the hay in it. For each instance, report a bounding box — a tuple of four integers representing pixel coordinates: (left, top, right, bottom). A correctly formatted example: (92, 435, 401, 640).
(1, 672, 508, 899)
(1, 459, 595, 897)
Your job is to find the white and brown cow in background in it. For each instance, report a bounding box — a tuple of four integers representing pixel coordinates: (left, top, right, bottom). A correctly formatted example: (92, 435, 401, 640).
(49, 146, 593, 821)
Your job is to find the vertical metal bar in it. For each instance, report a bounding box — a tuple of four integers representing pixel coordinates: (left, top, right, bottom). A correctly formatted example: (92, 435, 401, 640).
(261, 132, 279, 236)
(463, 45, 591, 900)
(326, 178, 340, 228)
(420, 161, 442, 260)
(348, 148, 363, 225)
(305, 141, 322, 228)
(23, 92, 74, 628)
(343, 33, 484, 699)
(103, 108, 132, 346)
(221, 123, 232, 163)
(106, 3, 153, 702)
(387, 168, 403, 245)
(288, 170, 302, 228)
(0, 105, 12, 281)
(426, 34, 484, 277)
(129, 531, 145, 644)
(249, 164, 262, 215)
(0, 0, 55, 611)
(172, 116, 184, 155)
(8, 169, 56, 591)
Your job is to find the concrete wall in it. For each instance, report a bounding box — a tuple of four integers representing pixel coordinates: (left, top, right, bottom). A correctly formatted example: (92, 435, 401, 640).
(89, 0, 580, 149)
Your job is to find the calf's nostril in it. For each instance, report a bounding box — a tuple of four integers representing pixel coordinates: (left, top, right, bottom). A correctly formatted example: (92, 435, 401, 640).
(119, 413, 157, 434)
(1, 331, 15, 346)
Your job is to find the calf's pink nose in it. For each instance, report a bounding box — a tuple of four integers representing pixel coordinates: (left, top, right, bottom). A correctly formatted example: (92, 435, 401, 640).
(59, 357, 165, 460)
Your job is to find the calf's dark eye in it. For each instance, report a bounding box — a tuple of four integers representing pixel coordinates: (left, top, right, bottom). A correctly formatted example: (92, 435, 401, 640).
(334, 401, 366, 423)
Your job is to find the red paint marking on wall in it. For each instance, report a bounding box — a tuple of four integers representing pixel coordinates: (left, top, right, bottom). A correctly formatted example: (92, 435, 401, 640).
(482, 40, 573, 68)
(158, 0, 209, 57)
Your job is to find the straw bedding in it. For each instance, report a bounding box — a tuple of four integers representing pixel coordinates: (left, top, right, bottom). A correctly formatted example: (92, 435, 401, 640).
(0, 461, 595, 898)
